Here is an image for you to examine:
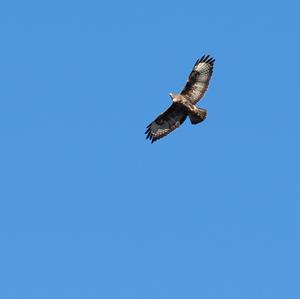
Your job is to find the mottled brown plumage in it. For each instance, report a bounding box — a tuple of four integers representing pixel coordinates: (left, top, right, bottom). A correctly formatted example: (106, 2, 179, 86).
(145, 55, 215, 143)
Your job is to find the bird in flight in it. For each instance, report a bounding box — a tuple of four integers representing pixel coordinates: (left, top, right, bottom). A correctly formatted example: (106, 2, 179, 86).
(145, 55, 215, 143)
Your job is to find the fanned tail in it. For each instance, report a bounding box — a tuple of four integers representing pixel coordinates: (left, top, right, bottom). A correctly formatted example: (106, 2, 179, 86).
(189, 108, 207, 124)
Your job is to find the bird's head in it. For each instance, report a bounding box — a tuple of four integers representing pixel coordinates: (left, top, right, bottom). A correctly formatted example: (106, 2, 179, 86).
(169, 93, 178, 103)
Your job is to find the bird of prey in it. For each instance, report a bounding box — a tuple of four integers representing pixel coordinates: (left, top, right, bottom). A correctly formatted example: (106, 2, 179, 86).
(145, 55, 215, 143)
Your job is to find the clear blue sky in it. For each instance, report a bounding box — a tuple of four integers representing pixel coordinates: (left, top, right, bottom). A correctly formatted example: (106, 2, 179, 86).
(0, 0, 299, 298)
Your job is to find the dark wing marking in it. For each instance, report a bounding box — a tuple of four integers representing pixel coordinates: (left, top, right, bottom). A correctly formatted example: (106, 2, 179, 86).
(180, 55, 215, 104)
(145, 103, 187, 143)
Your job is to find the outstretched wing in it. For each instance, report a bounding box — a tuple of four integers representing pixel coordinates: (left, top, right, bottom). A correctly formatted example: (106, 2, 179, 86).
(180, 55, 215, 104)
(145, 104, 187, 143)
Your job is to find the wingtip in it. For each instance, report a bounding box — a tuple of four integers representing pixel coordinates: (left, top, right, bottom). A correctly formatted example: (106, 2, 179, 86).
(199, 54, 205, 61)
(145, 130, 158, 143)
(198, 54, 215, 65)
(145, 126, 154, 142)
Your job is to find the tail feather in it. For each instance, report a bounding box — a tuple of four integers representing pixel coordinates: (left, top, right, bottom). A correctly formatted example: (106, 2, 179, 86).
(189, 109, 207, 124)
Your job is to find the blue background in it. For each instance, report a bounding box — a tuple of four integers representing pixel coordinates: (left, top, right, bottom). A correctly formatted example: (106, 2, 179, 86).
(0, 0, 299, 298)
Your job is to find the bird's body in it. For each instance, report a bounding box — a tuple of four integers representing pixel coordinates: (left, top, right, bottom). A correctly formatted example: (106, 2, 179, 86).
(169, 93, 208, 124)
(145, 55, 215, 143)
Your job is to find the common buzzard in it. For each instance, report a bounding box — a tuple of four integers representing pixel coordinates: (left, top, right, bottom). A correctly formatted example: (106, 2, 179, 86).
(145, 55, 215, 143)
